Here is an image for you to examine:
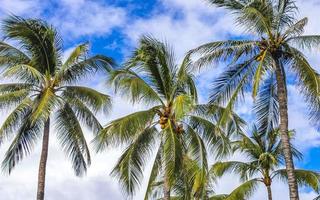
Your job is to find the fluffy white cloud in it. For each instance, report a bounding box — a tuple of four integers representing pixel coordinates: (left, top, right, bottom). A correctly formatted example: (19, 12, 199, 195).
(0, 0, 43, 17)
(0, 0, 126, 39)
(50, 0, 126, 38)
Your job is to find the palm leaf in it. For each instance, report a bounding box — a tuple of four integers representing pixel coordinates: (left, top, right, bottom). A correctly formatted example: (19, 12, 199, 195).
(62, 86, 111, 114)
(163, 120, 183, 186)
(111, 126, 158, 196)
(224, 179, 260, 200)
(0, 98, 32, 145)
(1, 114, 42, 174)
(95, 107, 158, 150)
(31, 87, 59, 125)
(273, 169, 320, 192)
(57, 55, 114, 84)
(55, 104, 91, 176)
(110, 69, 163, 105)
(144, 143, 163, 200)
(253, 74, 279, 134)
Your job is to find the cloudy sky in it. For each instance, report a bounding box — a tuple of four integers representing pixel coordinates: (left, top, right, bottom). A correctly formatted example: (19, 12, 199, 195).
(0, 0, 320, 199)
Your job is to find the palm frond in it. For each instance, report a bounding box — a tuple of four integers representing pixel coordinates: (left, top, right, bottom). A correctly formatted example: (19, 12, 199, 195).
(206, 0, 245, 10)
(144, 143, 163, 200)
(174, 55, 198, 102)
(0, 98, 32, 145)
(2, 15, 62, 74)
(126, 36, 175, 100)
(184, 124, 208, 171)
(187, 114, 231, 158)
(163, 120, 183, 186)
(210, 161, 259, 182)
(285, 47, 320, 130)
(111, 126, 158, 196)
(95, 107, 158, 150)
(31, 87, 59, 125)
(283, 17, 308, 38)
(253, 73, 279, 134)
(189, 40, 257, 68)
(0, 41, 30, 66)
(55, 104, 91, 176)
(67, 98, 103, 134)
(0, 89, 29, 109)
(57, 55, 114, 84)
(1, 114, 42, 174)
(2, 64, 44, 83)
(287, 35, 320, 51)
(109, 69, 163, 105)
(62, 43, 89, 69)
(273, 169, 320, 192)
(0, 83, 33, 93)
(224, 178, 260, 200)
(62, 86, 111, 114)
(172, 94, 194, 120)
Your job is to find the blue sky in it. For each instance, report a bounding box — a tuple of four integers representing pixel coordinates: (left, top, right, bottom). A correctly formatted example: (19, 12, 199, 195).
(0, 0, 320, 199)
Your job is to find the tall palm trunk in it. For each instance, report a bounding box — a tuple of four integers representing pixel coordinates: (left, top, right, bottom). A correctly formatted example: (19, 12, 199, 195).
(266, 185, 272, 200)
(37, 118, 50, 200)
(273, 55, 299, 200)
(163, 171, 170, 200)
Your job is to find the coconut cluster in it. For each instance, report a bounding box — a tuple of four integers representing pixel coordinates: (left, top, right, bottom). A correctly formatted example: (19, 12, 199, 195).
(157, 105, 184, 134)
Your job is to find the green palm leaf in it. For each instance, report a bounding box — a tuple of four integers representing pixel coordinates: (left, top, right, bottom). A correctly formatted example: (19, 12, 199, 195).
(62, 86, 111, 114)
(0, 98, 32, 145)
(2, 115, 42, 174)
(95, 107, 158, 150)
(55, 104, 91, 176)
(111, 126, 159, 195)
(273, 169, 320, 192)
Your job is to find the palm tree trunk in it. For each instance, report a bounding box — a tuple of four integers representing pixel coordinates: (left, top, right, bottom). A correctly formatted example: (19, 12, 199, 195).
(37, 118, 50, 200)
(266, 185, 272, 200)
(163, 172, 170, 200)
(273, 55, 299, 200)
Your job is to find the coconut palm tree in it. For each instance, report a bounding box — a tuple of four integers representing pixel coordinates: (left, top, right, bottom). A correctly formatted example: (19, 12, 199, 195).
(95, 36, 244, 200)
(0, 16, 113, 200)
(211, 127, 320, 200)
(189, 0, 320, 199)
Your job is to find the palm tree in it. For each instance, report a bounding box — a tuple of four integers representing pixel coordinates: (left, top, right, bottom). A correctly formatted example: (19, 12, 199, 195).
(211, 127, 320, 200)
(95, 36, 244, 200)
(189, 0, 320, 199)
(0, 16, 113, 200)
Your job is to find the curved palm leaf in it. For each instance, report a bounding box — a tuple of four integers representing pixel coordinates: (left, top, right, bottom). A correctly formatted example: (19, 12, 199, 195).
(111, 126, 159, 195)
(55, 104, 91, 176)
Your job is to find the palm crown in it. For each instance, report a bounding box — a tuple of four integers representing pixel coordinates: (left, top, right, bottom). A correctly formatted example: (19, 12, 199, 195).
(191, 0, 320, 128)
(95, 36, 245, 199)
(0, 16, 113, 175)
(211, 127, 320, 200)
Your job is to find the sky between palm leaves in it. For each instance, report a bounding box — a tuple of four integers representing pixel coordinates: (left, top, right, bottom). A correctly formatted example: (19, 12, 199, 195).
(0, 0, 320, 199)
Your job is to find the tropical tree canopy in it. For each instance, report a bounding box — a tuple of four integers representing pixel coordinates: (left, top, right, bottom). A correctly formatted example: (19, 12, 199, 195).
(95, 36, 245, 198)
(211, 127, 320, 200)
(0, 16, 113, 175)
(189, 0, 320, 130)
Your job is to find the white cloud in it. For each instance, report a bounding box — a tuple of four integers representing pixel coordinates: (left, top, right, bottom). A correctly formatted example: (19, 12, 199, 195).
(50, 0, 126, 38)
(123, 0, 245, 61)
(0, 0, 42, 17)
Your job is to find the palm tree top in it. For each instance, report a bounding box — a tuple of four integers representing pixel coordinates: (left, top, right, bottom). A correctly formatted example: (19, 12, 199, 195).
(0, 16, 114, 176)
(189, 0, 320, 130)
(111, 35, 198, 106)
(211, 128, 320, 200)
